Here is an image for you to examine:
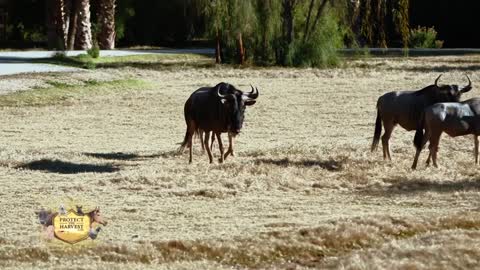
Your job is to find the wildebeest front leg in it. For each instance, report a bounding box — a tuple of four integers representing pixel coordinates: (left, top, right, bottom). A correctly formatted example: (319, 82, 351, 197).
(224, 132, 235, 160)
(204, 132, 213, 163)
(199, 130, 206, 152)
(216, 132, 225, 163)
(381, 122, 395, 160)
(475, 135, 479, 164)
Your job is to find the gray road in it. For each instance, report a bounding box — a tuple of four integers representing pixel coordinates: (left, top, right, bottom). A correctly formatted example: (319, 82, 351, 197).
(1, 48, 478, 76)
(0, 49, 214, 76)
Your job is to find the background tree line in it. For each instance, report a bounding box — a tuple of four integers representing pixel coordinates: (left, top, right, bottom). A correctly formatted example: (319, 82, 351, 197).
(1, 0, 479, 66)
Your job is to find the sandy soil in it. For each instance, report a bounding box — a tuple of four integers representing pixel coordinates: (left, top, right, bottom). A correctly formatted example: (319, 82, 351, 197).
(1, 55, 480, 269)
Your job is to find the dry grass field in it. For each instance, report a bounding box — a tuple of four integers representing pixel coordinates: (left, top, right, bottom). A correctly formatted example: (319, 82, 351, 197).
(1, 54, 480, 269)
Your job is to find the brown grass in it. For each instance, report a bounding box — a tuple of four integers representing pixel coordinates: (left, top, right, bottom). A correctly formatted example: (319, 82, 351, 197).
(1, 55, 480, 269)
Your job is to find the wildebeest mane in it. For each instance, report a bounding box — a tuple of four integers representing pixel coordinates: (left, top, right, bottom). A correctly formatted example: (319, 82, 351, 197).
(413, 84, 437, 96)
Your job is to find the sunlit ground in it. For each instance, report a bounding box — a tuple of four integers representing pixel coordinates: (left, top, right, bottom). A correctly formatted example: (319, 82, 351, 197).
(1, 55, 480, 269)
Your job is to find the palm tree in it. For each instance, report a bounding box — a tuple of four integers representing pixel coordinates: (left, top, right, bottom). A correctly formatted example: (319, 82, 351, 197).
(75, 0, 92, 49)
(46, 0, 66, 49)
(97, 0, 116, 49)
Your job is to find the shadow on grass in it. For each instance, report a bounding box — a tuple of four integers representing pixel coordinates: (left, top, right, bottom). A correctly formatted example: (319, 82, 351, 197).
(254, 158, 343, 171)
(17, 159, 120, 174)
(96, 61, 215, 70)
(84, 152, 162, 161)
(362, 177, 480, 196)
(85, 150, 183, 161)
(388, 65, 480, 73)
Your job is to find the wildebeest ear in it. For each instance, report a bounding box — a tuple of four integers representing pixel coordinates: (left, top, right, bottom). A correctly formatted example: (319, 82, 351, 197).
(220, 99, 228, 104)
(245, 100, 256, 106)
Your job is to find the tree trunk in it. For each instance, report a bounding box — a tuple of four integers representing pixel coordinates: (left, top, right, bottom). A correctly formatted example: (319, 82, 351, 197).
(215, 27, 222, 64)
(279, 0, 296, 65)
(237, 32, 245, 65)
(303, 0, 315, 42)
(282, 0, 295, 45)
(66, 0, 78, 50)
(46, 0, 66, 50)
(97, 0, 116, 49)
(75, 0, 92, 50)
(308, 0, 328, 40)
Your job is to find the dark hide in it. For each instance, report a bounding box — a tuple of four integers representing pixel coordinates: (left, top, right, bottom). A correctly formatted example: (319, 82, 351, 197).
(179, 82, 258, 163)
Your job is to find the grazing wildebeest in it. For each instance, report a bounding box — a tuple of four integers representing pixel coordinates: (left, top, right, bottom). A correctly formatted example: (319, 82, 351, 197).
(179, 82, 259, 163)
(371, 74, 472, 160)
(412, 97, 480, 170)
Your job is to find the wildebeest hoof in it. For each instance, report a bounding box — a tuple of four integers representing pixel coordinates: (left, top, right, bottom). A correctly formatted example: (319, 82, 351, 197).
(218, 158, 224, 163)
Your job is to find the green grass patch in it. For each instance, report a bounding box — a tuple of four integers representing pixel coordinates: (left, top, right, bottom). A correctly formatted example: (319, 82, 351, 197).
(0, 79, 149, 107)
(36, 53, 214, 70)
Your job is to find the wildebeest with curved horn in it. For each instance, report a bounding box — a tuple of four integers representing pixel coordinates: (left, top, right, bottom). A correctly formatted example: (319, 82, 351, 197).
(178, 82, 259, 163)
(371, 74, 472, 160)
(412, 80, 478, 169)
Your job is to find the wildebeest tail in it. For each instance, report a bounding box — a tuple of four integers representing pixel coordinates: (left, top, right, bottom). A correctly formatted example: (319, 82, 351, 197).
(371, 109, 382, 152)
(413, 112, 425, 151)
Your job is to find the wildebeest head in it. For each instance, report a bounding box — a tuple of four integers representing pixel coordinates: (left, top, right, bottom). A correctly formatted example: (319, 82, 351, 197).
(217, 84, 259, 135)
(421, 74, 472, 103)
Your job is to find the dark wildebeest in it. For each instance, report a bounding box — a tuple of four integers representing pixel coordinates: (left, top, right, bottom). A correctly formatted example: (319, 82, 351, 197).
(371, 74, 472, 160)
(412, 97, 480, 170)
(179, 82, 259, 163)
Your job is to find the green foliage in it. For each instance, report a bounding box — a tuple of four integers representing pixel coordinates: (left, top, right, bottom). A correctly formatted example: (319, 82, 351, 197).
(285, 13, 343, 67)
(87, 43, 101, 59)
(115, 0, 136, 41)
(409, 26, 443, 48)
(393, 0, 410, 47)
(200, 0, 344, 67)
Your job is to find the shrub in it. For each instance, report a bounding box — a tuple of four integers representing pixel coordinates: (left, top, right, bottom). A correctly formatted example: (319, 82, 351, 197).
(87, 43, 100, 59)
(409, 26, 443, 48)
(285, 13, 344, 68)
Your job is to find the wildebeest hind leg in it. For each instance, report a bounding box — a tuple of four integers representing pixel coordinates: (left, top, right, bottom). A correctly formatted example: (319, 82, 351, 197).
(382, 122, 394, 160)
(187, 121, 196, 163)
(216, 132, 225, 163)
(204, 132, 213, 163)
(412, 131, 429, 169)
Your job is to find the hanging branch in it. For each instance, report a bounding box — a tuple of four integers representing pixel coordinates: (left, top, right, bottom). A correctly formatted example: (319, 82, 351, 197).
(303, 0, 316, 42)
(307, 0, 328, 41)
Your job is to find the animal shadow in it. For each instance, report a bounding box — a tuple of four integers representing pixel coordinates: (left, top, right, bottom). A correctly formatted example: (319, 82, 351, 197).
(254, 158, 343, 171)
(84, 152, 162, 161)
(391, 65, 480, 73)
(17, 159, 120, 174)
(364, 177, 480, 196)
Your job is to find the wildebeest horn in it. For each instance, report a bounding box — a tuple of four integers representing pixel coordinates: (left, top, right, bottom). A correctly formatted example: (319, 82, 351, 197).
(245, 84, 259, 99)
(461, 74, 472, 93)
(217, 86, 228, 98)
(434, 74, 442, 87)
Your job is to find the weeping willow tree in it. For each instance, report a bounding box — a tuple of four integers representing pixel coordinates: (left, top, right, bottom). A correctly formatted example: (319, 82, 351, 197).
(254, 0, 281, 64)
(201, 0, 257, 64)
(199, 0, 344, 67)
(350, 0, 409, 47)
